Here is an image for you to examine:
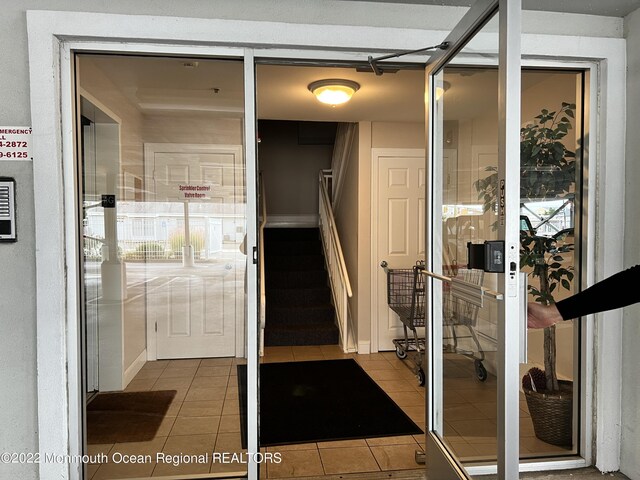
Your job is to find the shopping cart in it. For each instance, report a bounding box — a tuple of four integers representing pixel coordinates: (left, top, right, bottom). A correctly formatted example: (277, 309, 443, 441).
(380, 260, 427, 386)
(442, 266, 488, 381)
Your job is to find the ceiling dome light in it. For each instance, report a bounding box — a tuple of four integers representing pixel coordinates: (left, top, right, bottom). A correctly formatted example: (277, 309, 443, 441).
(308, 79, 360, 106)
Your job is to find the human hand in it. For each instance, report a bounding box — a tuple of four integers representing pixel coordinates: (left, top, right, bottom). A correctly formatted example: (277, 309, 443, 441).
(527, 302, 563, 329)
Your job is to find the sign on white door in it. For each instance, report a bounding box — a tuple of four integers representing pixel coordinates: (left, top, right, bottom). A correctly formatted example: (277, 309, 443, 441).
(145, 143, 245, 359)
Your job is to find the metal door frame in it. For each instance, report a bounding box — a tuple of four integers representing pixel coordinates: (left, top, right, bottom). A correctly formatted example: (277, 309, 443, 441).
(424, 0, 522, 478)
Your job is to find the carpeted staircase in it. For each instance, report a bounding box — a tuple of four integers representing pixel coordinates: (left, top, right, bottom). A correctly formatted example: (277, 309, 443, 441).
(263, 228, 339, 346)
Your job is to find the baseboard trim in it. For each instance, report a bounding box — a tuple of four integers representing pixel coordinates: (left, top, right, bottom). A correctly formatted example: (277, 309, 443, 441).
(124, 349, 147, 388)
(266, 214, 319, 228)
(357, 341, 371, 355)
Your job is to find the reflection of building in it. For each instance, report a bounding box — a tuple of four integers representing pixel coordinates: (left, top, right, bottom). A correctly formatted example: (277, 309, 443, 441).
(84, 201, 246, 260)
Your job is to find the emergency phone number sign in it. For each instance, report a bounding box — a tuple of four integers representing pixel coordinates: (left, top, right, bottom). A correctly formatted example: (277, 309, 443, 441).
(0, 127, 33, 160)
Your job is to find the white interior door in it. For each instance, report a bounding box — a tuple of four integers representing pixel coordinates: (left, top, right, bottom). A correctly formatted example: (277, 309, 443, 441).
(374, 148, 425, 351)
(145, 143, 245, 359)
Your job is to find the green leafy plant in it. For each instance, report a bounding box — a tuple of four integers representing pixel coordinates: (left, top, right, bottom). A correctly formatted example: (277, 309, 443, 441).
(168, 229, 205, 258)
(475, 103, 577, 393)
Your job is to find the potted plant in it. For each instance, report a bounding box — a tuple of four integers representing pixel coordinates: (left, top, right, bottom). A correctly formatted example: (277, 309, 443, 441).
(475, 102, 577, 446)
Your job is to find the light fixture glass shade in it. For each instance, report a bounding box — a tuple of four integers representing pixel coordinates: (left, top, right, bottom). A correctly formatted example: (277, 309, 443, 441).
(308, 79, 360, 106)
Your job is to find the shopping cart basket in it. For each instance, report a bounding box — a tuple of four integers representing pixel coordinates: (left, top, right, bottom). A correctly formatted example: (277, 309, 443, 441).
(442, 266, 488, 381)
(380, 260, 427, 386)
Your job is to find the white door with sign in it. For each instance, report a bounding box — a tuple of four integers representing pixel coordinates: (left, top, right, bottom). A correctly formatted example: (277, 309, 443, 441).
(373, 148, 425, 351)
(144, 143, 245, 359)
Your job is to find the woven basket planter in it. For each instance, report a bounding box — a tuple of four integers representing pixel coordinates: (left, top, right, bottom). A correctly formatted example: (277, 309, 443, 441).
(523, 380, 573, 447)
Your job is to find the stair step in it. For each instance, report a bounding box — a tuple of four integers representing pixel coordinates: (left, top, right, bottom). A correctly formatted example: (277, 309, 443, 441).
(266, 239, 322, 256)
(264, 228, 319, 242)
(264, 323, 339, 347)
(267, 287, 331, 306)
(266, 305, 335, 326)
(266, 270, 328, 289)
(266, 254, 324, 271)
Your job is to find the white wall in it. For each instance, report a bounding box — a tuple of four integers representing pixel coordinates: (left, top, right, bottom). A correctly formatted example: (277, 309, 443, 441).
(621, 6, 640, 480)
(258, 120, 333, 219)
(334, 126, 360, 343)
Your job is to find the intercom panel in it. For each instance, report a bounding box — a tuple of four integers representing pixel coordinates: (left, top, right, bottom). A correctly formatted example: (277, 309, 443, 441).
(0, 178, 16, 242)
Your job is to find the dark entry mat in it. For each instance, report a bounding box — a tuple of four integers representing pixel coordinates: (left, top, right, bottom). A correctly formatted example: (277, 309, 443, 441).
(238, 359, 422, 447)
(87, 390, 176, 444)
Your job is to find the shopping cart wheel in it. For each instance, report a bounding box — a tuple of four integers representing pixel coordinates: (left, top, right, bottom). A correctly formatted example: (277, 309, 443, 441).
(475, 360, 488, 382)
(395, 346, 407, 359)
(417, 368, 426, 387)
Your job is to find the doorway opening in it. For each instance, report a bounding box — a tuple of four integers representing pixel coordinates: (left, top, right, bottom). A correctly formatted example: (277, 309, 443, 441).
(74, 51, 587, 479)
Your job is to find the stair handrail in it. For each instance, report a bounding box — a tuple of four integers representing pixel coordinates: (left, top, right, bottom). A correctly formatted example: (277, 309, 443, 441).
(319, 170, 353, 298)
(259, 172, 267, 356)
(319, 170, 354, 353)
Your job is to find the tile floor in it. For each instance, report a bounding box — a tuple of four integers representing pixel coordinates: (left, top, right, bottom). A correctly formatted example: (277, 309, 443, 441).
(86, 345, 571, 479)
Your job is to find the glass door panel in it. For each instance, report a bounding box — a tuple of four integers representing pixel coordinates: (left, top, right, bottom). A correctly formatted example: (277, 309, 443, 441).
(426, 1, 522, 478)
(76, 53, 253, 479)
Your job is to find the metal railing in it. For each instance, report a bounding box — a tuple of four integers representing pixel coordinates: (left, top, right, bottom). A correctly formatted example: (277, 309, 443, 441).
(319, 170, 355, 353)
(259, 173, 267, 356)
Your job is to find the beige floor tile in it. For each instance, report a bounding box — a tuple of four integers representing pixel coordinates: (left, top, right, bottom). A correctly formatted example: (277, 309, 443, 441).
(160, 366, 198, 378)
(210, 458, 249, 476)
(133, 368, 163, 380)
(201, 357, 234, 367)
(170, 415, 220, 435)
(233, 357, 247, 366)
(403, 406, 426, 424)
(141, 360, 170, 370)
(449, 441, 479, 458)
(264, 346, 294, 355)
(152, 376, 194, 389)
(448, 418, 497, 439)
(316, 439, 368, 449)
(262, 354, 295, 363)
(152, 459, 211, 477)
(376, 380, 418, 392)
(387, 390, 425, 407)
(215, 432, 246, 453)
(88, 443, 113, 456)
(468, 443, 497, 456)
(218, 414, 241, 433)
(124, 378, 156, 391)
(356, 359, 396, 371)
(163, 433, 216, 454)
(92, 459, 156, 479)
(267, 449, 324, 478)
(155, 415, 177, 437)
(222, 397, 241, 416)
(185, 387, 227, 402)
(290, 346, 323, 354)
(87, 462, 100, 480)
(444, 389, 470, 405)
(168, 359, 202, 368)
(196, 365, 233, 377)
(444, 404, 489, 422)
(319, 446, 380, 475)
(366, 435, 418, 446)
(370, 444, 423, 470)
(292, 353, 326, 361)
(179, 399, 224, 417)
(367, 369, 408, 381)
(473, 402, 499, 419)
(109, 436, 168, 456)
(455, 388, 498, 403)
(190, 375, 229, 388)
(225, 388, 239, 400)
(265, 443, 317, 452)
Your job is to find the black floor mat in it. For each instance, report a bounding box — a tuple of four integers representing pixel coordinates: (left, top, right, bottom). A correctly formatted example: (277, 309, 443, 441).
(238, 359, 422, 447)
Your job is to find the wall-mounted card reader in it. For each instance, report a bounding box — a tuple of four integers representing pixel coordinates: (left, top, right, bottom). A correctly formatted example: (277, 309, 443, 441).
(467, 240, 505, 273)
(0, 178, 16, 242)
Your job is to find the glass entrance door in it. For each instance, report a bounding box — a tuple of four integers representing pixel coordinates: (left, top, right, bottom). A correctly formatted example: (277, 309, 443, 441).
(425, 1, 523, 479)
